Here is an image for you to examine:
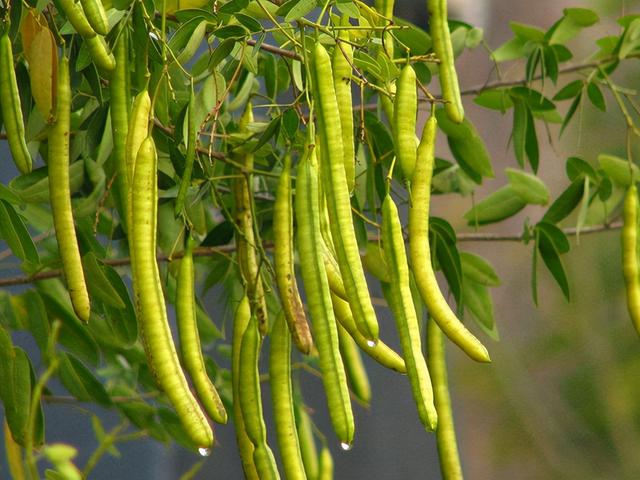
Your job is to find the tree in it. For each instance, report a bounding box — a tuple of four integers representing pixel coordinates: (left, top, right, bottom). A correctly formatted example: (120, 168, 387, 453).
(0, 0, 639, 477)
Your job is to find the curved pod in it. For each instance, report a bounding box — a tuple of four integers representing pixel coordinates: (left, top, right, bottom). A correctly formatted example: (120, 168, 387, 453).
(382, 194, 437, 431)
(409, 116, 490, 362)
(176, 240, 227, 424)
(622, 184, 640, 334)
(48, 57, 90, 322)
(130, 135, 213, 448)
(296, 145, 355, 446)
(312, 43, 379, 343)
(0, 33, 32, 174)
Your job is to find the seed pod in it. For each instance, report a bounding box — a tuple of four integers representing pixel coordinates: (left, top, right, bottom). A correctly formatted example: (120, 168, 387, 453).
(0, 32, 32, 174)
(48, 57, 90, 322)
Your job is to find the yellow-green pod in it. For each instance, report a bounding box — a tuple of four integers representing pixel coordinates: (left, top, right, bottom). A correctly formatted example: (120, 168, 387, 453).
(176, 238, 227, 424)
(48, 57, 91, 322)
(408, 115, 490, 363)
(85, 35, 116, 72)
(294, 401, 319, 480)
(428, 0, 464, 123)
(427, 318, 464, 480)
(57, 0, 97, 38)
(110, 29, 130, 232)
(337, 322, 371, 405)
(332, 31, 356, 193)
(130, 136, 213, 448)
(331, 291, 406, 373)
(269, 313, 307, 480)
(382, 194, 437, 431)
(296, 144, 355, 446)
(234, 102, 269, 335)
(317, 446, 334, 480)
(79, 0, 109, 35)
(274, 153, 313, 354)
(0, 32, 32, 174)
(239, 315, 280, 479)
(393, 65, 418, 180)
(622, 184, 640, 334)
(312, 43, 379, 343)
(232, 296, 259, 479)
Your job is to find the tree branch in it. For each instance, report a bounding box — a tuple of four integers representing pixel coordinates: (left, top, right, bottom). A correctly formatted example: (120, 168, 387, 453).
(0, 222, 622, 288)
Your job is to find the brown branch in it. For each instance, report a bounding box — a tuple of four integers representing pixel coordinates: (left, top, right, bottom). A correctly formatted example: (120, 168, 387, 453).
(246, 38, 301, 61)
(0, 223, 622, 288)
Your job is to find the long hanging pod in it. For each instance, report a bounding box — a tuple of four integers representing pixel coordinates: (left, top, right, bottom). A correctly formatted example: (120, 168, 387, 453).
(273, 153, 313, 354)
(332, 29, 356, 193)
(48, 56, 91, 322)
(232, 296, 260, 479)
(382, 193, 438, 431)
(0, 30, 32, 174)
(176, 237, 227, 424)
(312, 43, 380, 344)
(408, 115, 490, 363)
(110, 28, 130, 233)
(130, 135, 213, 449)
(234, 102, 269, 335)
(269, 313, 307, 480)
(428, 0, 464, 123)
(427, 318, 464, 480)
(296, 143, 355, 446)
(622, 184, 640, 334)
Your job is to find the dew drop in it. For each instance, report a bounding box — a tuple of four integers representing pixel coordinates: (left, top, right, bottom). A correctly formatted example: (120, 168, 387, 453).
(340, 442, 352, 451)
(366, 340, 376, 348)
(198, 447, 212, 457)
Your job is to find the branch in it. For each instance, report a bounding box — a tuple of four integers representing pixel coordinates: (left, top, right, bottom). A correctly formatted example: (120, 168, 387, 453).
(0, 222, 622, 288)
(246, 38, 301, 61)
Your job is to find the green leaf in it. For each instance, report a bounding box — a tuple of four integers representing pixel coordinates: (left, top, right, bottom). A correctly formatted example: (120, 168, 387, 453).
(598, 153, 638, 187)
(548, 8, 599, 45)
(11, 291, 51, 353)
(620, 18, 640, 59)
(505, 168, 550, 205)
(82, 252, 126, 309)
(492, 36, 525, 62)
(524, 107, 539, 172)
(542, 178, 585, 224)
(435, 109, 494, 182)
(213, 25, 247, 40)
(462, 280, 499, 341)
(4, 347, 35, 446)
(10, 161, 85, 204)
(473, 89, 513, 112)
(58, 352, 112, 406)
(464, 185, 527, 226)
(37, 279, 100, 365)
(252, 115, 280, 152)
(460, 251, 501, 286)
(586, 82, 606, 111)
(279, 0, 316, 22)
(566, 156, 597, 182)
(0, 200, 39, 265)
(511, 21, 545, 42)
(559, 92, 582, 136)
(465, 27, 484, 49)
(510, 86, 555, 112)
(393, 18, 431, 56)
(430, 217, 462, 306)
(553, 79, 583, 101)
(512, 99, 527, 168)
(536, 222, 571, 300)
(0, 325, 15, 404)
